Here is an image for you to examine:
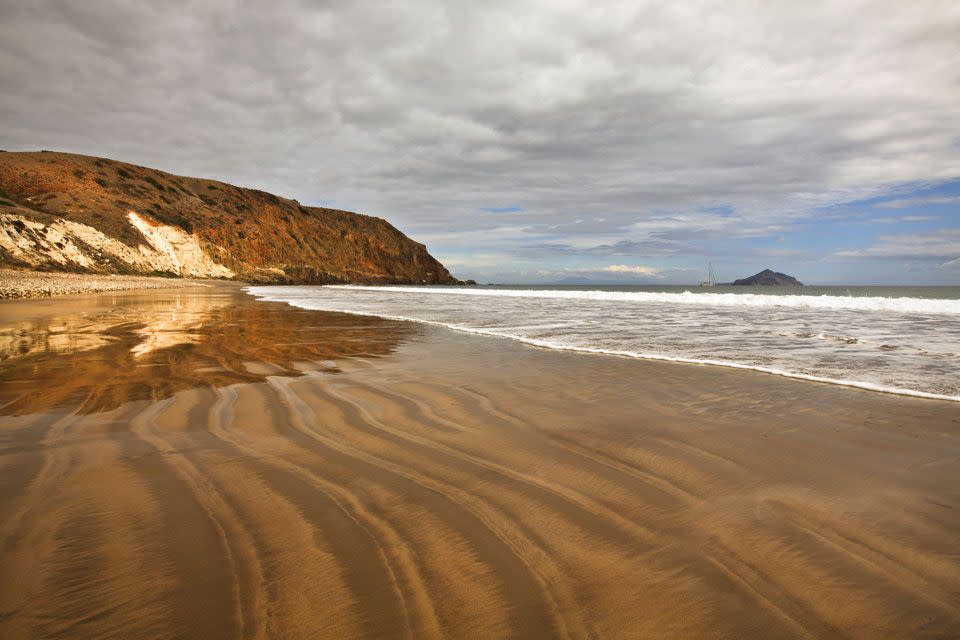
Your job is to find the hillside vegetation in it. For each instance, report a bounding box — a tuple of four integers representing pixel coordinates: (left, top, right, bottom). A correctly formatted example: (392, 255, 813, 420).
(0, 150, 459, 284)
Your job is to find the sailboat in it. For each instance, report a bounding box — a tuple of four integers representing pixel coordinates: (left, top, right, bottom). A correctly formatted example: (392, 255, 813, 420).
(699, 262, 718, 287)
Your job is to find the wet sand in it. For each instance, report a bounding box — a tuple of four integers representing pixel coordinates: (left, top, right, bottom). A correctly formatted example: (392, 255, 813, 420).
(1, 284, 958, 639)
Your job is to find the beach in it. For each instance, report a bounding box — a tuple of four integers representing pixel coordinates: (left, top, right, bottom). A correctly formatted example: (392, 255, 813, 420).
(1, 283, 958, 639)
(0, 269, 210, 299)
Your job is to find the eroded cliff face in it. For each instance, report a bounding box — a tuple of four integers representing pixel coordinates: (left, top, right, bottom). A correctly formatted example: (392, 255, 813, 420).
(0, 210, 234, 278)
(0, 151, 460, 284)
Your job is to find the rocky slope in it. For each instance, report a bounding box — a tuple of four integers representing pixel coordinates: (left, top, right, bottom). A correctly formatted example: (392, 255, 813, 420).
(0, 150, 460, 284)
(732, 269, 803, 286)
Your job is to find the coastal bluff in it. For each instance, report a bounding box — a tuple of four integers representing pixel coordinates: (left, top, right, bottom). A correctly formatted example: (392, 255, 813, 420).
(0, 150, 460, 284)
(732, 269, 803, 286)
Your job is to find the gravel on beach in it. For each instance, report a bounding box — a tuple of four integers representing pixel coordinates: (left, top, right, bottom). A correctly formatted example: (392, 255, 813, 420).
(0, 269, 210, 299)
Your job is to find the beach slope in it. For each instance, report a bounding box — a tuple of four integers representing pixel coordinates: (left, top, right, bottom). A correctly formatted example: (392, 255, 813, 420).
(0, 286, 957, 639)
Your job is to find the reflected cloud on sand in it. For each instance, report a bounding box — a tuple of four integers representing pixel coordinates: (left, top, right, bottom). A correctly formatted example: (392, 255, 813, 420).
(0, 287, 414, 415)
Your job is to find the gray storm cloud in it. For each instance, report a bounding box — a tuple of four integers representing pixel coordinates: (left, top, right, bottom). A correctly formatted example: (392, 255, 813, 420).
(1, 1, 958, 277)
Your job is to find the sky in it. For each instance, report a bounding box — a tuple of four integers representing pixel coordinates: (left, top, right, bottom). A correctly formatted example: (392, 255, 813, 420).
(1, 1, 958, 285)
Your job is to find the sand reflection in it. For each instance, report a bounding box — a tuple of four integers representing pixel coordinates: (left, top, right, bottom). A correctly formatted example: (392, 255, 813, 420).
(0, 287, 413, 415)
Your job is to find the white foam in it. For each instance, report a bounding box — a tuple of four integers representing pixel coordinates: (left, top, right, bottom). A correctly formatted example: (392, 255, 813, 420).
(324, 285, 960, 315)
(246, 287, 960, 403)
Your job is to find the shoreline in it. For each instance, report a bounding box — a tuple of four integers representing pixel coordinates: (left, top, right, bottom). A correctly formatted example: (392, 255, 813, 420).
(247, 286, 960, 404)
(0, 269, 217, 299)
(1, 285, 958, 638)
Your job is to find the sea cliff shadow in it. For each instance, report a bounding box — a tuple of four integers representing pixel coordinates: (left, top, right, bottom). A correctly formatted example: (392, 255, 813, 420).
(0, 286, 415, 415)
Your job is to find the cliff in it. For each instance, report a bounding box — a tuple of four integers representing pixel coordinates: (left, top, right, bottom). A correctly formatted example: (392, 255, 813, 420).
(0, 150, 460, 284)
(732, 269, 803, 286)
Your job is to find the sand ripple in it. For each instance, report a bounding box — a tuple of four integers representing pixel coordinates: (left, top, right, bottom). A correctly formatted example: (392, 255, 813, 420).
(1, 286, 958, 638)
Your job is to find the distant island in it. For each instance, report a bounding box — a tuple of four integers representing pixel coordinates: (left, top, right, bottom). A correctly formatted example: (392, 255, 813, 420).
(731, 269, 803, 286)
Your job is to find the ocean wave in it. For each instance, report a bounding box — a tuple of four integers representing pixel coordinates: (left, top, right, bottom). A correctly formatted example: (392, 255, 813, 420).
(816, 333, 859, 344)
(325, 285, 960, 315)
(246, 287, 960, 403)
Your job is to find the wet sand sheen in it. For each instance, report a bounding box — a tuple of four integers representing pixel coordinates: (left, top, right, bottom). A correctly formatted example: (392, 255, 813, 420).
(1, 285, 958, 638)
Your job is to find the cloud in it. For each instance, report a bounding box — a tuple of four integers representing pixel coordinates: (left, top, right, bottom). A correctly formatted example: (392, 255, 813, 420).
(1, 1, 959, 282)
(744, 247, 805, 258)
(480, 206, 525, 213)
(875, 196, 960, 208)
(518, 264, 677, 283)
(603, 265, 663, 276)
(834, 229, 960, 260)
(586, 240, 683, 256)
(858, 215, 940, 224)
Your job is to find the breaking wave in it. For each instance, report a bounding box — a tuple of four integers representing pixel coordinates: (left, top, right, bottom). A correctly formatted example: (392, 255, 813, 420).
(326, 285, 960, 315)
(248, 285, 960, 402)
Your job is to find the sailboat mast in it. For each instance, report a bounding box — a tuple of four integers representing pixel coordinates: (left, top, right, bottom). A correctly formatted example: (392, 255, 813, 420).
(699, 262, 717, 286)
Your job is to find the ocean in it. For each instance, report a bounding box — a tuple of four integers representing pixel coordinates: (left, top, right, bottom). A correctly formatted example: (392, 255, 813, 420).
(247, 284, 960, 401)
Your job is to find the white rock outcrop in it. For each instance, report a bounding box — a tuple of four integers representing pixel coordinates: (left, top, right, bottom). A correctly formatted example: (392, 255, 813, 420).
(0, 210, 234, 279)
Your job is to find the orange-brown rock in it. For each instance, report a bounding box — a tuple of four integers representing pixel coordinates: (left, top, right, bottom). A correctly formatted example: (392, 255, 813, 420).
(0, 150, 460, 284)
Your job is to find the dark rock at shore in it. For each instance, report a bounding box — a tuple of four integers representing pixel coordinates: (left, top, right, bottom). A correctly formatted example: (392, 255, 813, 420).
(732, 269, 803, 286)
